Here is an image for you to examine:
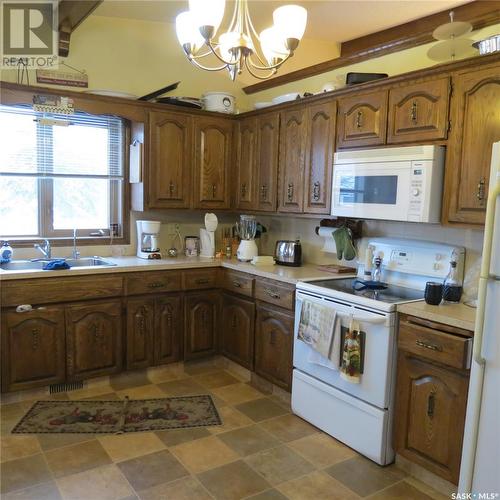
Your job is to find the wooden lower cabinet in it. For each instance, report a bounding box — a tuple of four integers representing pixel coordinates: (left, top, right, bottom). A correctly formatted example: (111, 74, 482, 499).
(1, 308, 66, 392)
(394, 352, 469, 484)
(255, 302, 294, 390)
(155, 295, 182, 365)
(184, 291, 219, 360)
(126, 295, 182, 370)
(65, 300, 123, 381)
(221, 293, 255, 370)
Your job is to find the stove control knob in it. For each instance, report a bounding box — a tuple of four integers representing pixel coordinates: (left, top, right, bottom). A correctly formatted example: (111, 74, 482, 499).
(435, 253, 442, 261)
(433, 262, 441, 270)
(412, 188, 420, 196)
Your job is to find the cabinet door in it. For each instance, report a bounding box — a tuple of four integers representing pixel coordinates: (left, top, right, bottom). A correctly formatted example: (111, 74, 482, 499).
(255, 303, 293, 390)
(278, 107, 307, 212)
(304, 100, 336, 214)
(235, 117, 257, 210)
(1, 308, 65, 392)
(255, 112, 280, 211)
(387, 77, 451, 143)
(444, 65, 500, 224)
(184, 291, 219, 360)
(126, 297, 154, 370)
(148, 111, 193, 209)
(154, 295, 182, 365)
(194, 116, 233, 209)
(66, 300, 122, 380)
(394, 353, 469, 484)
(337, 90, 388, 148)
(221, 293, 255, 370)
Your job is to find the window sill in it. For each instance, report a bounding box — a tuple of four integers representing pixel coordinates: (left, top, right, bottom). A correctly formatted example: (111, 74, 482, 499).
(2, 237, 129, 248)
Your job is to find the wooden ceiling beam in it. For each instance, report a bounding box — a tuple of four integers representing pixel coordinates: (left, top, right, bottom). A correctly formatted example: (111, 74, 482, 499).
(58, 0, 102, 57)
(242, 0, 500, 95)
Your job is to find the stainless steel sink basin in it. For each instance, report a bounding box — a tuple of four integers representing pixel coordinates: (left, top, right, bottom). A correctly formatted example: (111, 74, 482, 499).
(1, 256, 116, 271)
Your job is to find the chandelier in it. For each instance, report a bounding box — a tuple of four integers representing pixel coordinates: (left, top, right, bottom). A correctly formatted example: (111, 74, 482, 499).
(175, 0, 307, 81)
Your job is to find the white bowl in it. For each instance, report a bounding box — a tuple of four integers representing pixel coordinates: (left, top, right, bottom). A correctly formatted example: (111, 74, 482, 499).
(271, 92, 301, 105)
(254, 102, 272, 109)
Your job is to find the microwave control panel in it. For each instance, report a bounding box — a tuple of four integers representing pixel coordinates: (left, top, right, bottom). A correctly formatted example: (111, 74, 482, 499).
(407, 161, 426, 220)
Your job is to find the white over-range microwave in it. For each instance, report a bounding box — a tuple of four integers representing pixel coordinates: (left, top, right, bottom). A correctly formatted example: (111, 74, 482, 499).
(331, 145, 445, 223)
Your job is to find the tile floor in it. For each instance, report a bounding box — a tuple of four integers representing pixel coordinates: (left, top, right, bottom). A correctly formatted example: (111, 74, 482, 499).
(0, 358, 447, 500)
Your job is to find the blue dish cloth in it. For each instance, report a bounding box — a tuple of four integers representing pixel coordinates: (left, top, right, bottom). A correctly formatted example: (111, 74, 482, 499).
(43, 259, 71, 270)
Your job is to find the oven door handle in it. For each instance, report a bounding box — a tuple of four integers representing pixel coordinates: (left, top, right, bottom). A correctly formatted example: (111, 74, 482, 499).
(336, 312, 387, 325)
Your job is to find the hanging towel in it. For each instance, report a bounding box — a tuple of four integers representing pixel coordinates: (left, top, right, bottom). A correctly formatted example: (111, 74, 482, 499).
(298, 299, 337, 360)
(340, 319, 362, 384)
(307, 317, 342, 370)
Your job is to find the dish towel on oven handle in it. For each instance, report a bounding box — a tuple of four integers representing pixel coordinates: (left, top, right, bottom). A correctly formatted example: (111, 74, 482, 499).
(306, 317, 342, 370)
(298, 299, 337, 361)
(340, 319, 362, 384)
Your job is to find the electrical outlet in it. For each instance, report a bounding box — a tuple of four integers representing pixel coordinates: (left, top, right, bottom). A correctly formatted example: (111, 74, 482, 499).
(166, 223, 180, 236)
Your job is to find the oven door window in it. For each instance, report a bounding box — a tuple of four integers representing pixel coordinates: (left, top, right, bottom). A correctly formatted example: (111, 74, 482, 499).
(339, 175, 398, 205)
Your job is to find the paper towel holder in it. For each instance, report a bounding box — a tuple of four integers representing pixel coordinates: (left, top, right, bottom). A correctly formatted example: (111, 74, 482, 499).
(315, 218, 363, 240)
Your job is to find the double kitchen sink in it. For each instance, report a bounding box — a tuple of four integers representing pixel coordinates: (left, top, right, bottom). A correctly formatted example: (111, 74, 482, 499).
(0, 257, 116, 271)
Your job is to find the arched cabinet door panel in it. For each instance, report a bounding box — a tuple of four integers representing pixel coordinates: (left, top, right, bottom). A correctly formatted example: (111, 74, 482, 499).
(1, 308, 65, 392)
(387, 77, 451, 143)
(337, 90, 388, 148)
(235, 117, 257, 210)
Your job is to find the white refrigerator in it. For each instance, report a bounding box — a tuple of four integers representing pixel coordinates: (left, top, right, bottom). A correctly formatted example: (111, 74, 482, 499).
(459, 142, 500, 493)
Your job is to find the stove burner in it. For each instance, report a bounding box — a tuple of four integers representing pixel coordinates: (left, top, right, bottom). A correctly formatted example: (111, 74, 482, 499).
(308, 278, 425, 304)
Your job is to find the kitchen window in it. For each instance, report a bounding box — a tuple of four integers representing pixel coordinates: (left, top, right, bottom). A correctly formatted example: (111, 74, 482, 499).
(0, 104, 126, 241)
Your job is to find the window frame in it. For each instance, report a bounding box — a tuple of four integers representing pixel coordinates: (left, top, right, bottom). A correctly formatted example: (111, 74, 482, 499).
(0, 108, 131, 247)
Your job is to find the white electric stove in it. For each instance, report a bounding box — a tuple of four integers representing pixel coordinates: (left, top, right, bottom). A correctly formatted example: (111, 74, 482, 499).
(292, 238, 465, 465)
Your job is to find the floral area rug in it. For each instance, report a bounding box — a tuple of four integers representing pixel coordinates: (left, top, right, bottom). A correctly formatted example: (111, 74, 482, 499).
(12, 395, 222, 434)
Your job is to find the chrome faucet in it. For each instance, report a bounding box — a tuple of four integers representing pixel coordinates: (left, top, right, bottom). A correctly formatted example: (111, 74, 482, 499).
(72, 229, 80, 259)
(372, 255, 382, 282)
(34, 239, 51, 259)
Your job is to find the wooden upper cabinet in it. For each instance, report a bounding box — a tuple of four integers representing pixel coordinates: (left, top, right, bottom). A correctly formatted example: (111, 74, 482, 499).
(255, 112, 280, 211)
(444, 65, 500, 225)
(278, 107, 307, 212)
(304, 100, 336, 214)
(1, 308, 66, 392)
(65, 300, 123, 380)
(337, 89, 388, 148)
(387, 77, 451, 144)
(193, 116, 233, 209)
(148, 111, 193, 209)
(235, 117, 257, 210)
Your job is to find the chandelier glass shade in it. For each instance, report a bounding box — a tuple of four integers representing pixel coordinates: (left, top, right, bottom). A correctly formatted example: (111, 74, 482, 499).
(175, 0, 307, 81)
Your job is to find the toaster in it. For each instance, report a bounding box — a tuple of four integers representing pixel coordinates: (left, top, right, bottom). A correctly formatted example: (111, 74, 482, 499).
(275, 240, 302, 267)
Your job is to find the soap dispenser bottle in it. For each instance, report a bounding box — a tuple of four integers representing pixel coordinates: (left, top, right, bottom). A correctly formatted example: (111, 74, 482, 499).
(0, 241, 13, 263)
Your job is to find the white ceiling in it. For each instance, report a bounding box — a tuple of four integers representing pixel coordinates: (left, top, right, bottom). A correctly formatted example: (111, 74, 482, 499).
(94, 0, 471, 44)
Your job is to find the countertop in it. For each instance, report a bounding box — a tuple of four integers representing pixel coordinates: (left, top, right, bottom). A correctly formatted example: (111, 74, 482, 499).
(397, 300, 477, 332)
(0, 256, 353, 285)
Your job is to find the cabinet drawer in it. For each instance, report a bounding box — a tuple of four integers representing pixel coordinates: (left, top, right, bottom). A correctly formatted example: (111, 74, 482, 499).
(222, 270, 254, 297)
(1, 275, 123, 307)
(125, 271, 181, 295)
(398, 316, 472, 370)
(182, 269, 218, 290)
(255, 278, 295, 310)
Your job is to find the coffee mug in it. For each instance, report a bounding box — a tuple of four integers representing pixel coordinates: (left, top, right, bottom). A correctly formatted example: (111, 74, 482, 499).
(425, 281, 443, 305)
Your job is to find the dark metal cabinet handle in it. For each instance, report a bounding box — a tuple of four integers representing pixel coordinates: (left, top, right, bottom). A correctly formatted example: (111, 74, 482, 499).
(410, 101, 418, 123)
(169, 181, 175, 197)
(195, 278, 210, 285)
(241, 183, 247, 198)
(477, 177, 486, 204)
(231, 314, 238, 329)
(264, 288, 281, 300)
(287, 183, 294, 202)
(31, 328, 39, 351)
(356, 110, 363, 129)
(148, 282, 166, 289)
(232, 281, 242, 288)
(269, 329, 277, 345)
(212, 184, 217, 198)
(313, 181, 321, 201)
(260, 184, 268, 201)
(415, 339, 442, 352)
(427, 392, 436, 418)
